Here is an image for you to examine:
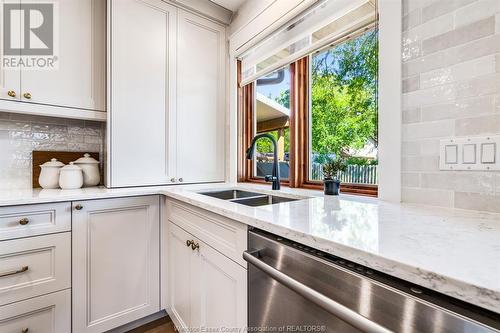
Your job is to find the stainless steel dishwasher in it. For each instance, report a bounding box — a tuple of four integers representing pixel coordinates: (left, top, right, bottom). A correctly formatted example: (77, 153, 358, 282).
(244, 229, 500, 333)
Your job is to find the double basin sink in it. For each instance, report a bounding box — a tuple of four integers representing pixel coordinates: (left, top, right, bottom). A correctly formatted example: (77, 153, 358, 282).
(199, 189, 301, 207)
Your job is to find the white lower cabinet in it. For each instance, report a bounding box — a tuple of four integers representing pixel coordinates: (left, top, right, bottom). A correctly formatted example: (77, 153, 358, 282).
(72, 196, 160, 333)
(0, 289, 71, 333)
(168, 222, 247, 331)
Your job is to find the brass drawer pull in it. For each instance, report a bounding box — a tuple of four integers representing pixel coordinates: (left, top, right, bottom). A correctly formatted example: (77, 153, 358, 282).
(74, 204, 83, 210)
(186, 240, 193, 247)
(7, 90, 16, 98)
(22, 328, 29, 333)
(19, 218, 29, 225)
(0, 265, 29, 278)
(23, 92, 32, 99)
(191, 242, 200, 251)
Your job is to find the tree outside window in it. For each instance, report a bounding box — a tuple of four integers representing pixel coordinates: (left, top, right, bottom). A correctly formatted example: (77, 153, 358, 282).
(310, 30, 378, 184)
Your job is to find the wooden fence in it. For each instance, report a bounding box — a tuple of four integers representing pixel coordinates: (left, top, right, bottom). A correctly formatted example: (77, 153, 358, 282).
(311, 164, 378, 185)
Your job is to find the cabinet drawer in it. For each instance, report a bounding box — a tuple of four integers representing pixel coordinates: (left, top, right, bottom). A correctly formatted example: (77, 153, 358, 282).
(0, 202, 71, 241)
(0, 289, 71, 333)
(166, 199, 247, 267)
(0, 233, 71, 306)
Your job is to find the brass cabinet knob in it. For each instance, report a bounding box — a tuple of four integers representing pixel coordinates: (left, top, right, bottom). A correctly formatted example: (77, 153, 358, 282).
(19, 218, 29, 225)
(186, 240, 192, 247)
(22, 328, 29, 333)
(7, 90, 16, 98)
(191, 242, 199, 251)
(178, 178, 184, 182)
(74, 204, 83, 210)
(23, 92, 32, 99)
(170, 178, 177, 182)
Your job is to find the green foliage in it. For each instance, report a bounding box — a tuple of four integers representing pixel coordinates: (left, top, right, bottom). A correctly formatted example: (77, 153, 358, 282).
(256, 129, 290, 154)
(345, 157, 378, 166)
(311, 30, 378, 159)
(274, 89, 290, 109)
(322, 157, 347, 180)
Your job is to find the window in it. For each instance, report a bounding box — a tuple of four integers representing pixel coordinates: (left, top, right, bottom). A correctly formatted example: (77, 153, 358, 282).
(254, 67, 291, 180)
(237, 0, 378, 196)
(309, 30, 378, 187)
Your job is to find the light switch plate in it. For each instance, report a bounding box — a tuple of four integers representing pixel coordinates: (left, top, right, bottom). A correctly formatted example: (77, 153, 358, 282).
(463, 144, 476, 164)
(481, 143, 496, 164)
(440, 136, 500, 171)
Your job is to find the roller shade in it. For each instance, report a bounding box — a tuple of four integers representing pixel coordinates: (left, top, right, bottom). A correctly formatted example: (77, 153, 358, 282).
(239, 0, 377, 86)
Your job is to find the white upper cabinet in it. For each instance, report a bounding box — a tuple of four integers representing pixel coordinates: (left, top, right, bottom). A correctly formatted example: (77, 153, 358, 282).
(176, 10, 226, 184)
(108, 0, 177, 187)
(108, 4, 226, 187)
(0, 0, 106, 120)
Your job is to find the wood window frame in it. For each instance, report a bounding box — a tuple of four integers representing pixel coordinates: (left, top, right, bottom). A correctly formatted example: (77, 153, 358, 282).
(237, 57, 378, 197)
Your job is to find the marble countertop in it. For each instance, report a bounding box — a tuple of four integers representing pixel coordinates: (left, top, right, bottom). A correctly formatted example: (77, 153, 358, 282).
(1, 183, 499, 314)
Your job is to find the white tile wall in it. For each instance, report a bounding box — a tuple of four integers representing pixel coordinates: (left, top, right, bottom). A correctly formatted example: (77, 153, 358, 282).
(0, 113, 105, 189)
(402, 0, 500, 212)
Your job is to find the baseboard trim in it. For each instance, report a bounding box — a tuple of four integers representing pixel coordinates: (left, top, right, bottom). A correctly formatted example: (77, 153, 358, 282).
(106, 310, 169, 333)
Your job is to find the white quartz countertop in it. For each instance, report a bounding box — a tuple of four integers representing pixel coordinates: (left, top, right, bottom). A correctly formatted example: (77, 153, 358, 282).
(1, 183, 499, 314)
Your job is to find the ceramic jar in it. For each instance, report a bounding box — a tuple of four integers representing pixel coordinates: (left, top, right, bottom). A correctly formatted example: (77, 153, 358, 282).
(59, 162, 83, 190)
(73, 153, 100, 187)
(39, 158, 65, 189)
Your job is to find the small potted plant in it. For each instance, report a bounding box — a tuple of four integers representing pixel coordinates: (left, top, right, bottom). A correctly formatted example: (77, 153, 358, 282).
(322, 158, 347, 195)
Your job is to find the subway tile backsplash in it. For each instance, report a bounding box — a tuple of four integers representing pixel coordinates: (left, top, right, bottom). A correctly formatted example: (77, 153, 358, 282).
(402, 0, 500, 212)
(0, 113, 105, 189)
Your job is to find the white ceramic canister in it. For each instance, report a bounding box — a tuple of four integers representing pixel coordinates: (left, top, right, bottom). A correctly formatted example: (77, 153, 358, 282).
(59, 162, 83, 190)
(39, 158, 65, 189)
(73, 153, 100, 187)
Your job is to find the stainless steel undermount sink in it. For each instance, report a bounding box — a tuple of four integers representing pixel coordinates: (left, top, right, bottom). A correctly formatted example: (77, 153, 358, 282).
(199, 189, 264, 200)
(199, 189, 301, 207)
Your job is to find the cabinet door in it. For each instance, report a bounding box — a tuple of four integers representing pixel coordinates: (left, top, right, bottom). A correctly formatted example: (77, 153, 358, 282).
(72, 196, 160, 333)
(167, 222, 247, 332)
(167, 222, 195, 330)
(176, 10, 225, 183)
(0, 1, 21, 102)
(193, 238, 247, 331)
(19, 0, 106, 110)
(109, 0, 177, 187)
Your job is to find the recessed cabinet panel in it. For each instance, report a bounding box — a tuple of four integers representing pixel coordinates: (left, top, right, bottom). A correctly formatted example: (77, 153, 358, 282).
(176, 10, 226, 183)
(109, 0, 176, 187)
(197, 241, 247, 330)
(19, 0, 106, 111)
(72, 196, 160, 333)
(0, 289, 71, 333)
(168, 222, 194, 330)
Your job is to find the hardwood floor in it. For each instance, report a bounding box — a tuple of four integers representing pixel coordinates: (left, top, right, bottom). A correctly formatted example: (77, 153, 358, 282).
(126, 317, 176, 333)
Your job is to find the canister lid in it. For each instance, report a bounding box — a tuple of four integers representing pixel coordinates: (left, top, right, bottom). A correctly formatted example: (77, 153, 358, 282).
(73, 153, 99, 164)
(40, 158, 65, 168)
(60, 162, 82, 171)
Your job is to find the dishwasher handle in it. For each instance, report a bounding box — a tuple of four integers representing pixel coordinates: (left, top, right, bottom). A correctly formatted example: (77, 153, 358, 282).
(243, 250, 393, 333)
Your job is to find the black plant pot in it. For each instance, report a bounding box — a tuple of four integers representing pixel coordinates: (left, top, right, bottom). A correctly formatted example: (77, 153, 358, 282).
(324, 178, 340, 195)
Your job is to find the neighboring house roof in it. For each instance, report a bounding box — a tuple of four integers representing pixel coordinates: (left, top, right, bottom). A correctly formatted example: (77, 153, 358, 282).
(256, 92, 290, 122)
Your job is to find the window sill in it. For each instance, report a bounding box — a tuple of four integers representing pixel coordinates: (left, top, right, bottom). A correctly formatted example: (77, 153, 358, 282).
(241, 179, 378, 197)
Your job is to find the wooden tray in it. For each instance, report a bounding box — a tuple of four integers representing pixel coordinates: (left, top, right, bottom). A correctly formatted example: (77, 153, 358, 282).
(32, 151, 101, 188)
